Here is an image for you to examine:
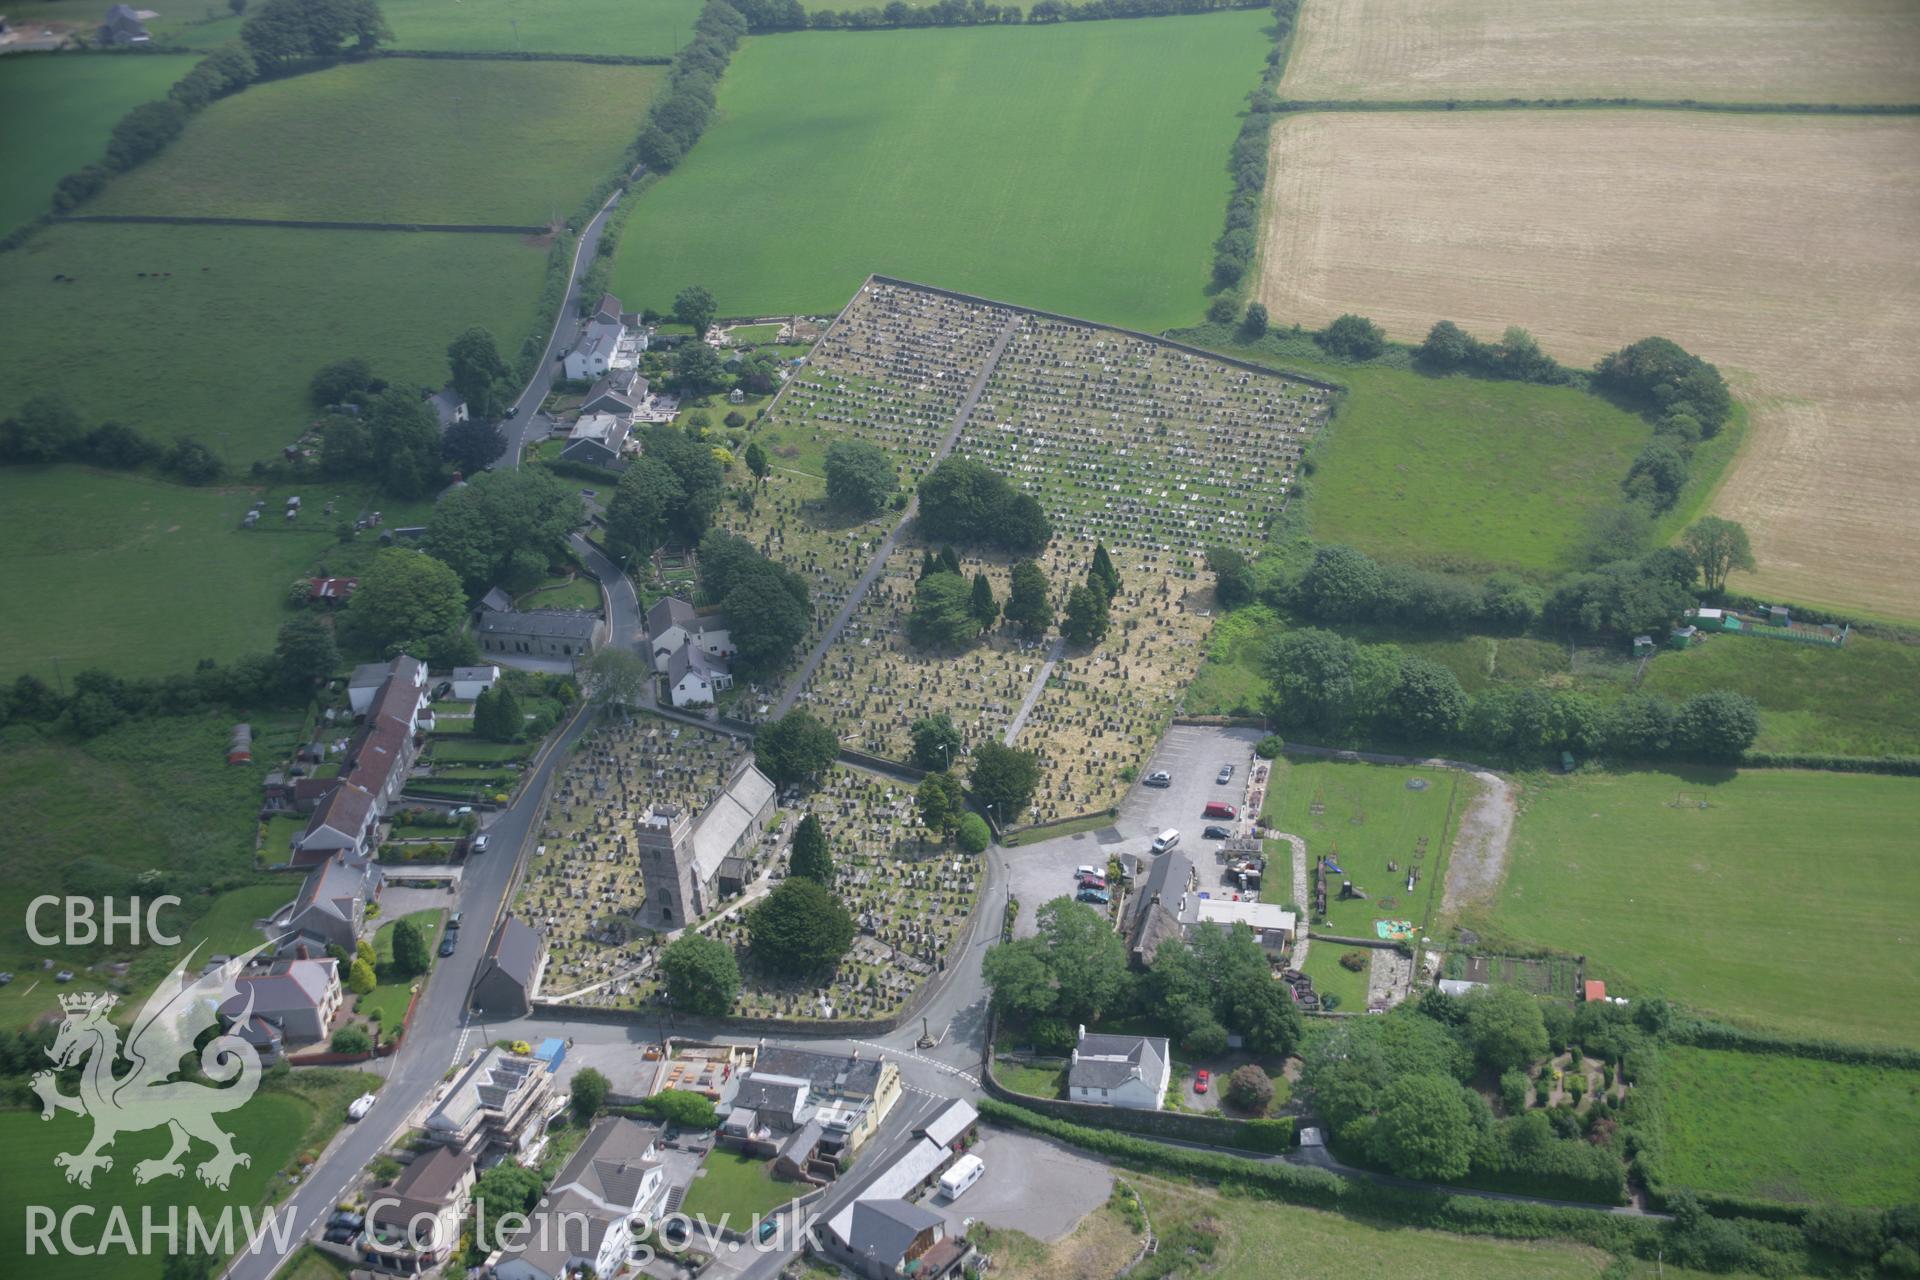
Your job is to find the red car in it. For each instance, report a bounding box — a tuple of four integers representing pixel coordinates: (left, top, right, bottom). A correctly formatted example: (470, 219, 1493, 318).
(1194, 1069, 1210, 1094)
(1203, 801, 1238, 820)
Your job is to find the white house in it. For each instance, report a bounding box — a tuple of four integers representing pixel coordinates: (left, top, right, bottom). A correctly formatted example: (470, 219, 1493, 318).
(1067, 1027, 1170, 1111)
(563, 321, 624, 382)
(665, 644, 732, 708)
(494, 1118, 665, 1280)
(450, 665, 500, 700)
(644, 595, 735, 672)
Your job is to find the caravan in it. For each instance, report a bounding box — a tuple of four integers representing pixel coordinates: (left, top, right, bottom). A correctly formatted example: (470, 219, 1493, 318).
(938, 1153, 985, 1201)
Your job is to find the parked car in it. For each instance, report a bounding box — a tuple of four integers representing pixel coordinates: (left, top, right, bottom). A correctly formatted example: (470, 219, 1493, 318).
(450, 806, 473, 817)
(322, 1226, 355, 1245)
(1202, 825, 1232, 840)
(580, 488, 597, 498)
(1202, 801, 1238, 820)
(758, 1219, 779, 1243)
(1143, 770, 1172, 788)
(330, 1210, 365, 1230)
(439, 934, 457, 958)
(470, 834, 490, 855)
(346, 1094, 376, 1122)
(1217, 764, 1235, 784)
(1076, 873, 1107, 890)
(448, 911, 463, 929)
(1075, 887, 1111, 906)
(1194, 1069, 1210, 1094)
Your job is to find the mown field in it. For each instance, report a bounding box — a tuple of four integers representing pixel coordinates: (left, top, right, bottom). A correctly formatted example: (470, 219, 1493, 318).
(614, 13, 1271, 329)
(91, 58, 661, 224)
(0, 221, 547, 463)
(0, 52, 196, 235)
(1473, 769, 1920, 1046)
(1653, 1046, 1920, 1206)
(381, 0, 700, 57)
(1256, 111, 1920, 620)
(1277, 0, 1920, 104)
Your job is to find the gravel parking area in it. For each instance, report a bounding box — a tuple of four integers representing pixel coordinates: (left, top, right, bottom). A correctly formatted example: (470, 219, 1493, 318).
(925, 1131, 1113, 1241)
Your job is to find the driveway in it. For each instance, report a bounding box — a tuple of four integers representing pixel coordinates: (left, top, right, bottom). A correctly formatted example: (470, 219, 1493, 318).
(921, 1132, 1112, 1242)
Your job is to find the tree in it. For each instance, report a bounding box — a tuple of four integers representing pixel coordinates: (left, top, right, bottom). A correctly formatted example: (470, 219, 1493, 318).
(78, 420, 160, 469)
(1061, 584, 1109, 645)
(1604, 691, 1676, 757)
(1594, 336, 1733, 437)
(163, 436, 224, 484)
(242, 0, 389, 66)
(347, 549, 465, 651)
(570, 1066, 610, 1124)
(673, 341, 729, 396)
(1206, 546, 1257, 608)
(320, 416, 374, 477)
(1319, 313, 1385, 360)
(633, 125, 683, 173)
(1260, 627, 1358, 732)
(1, 393, 82, 462)
(823, 439, 896, 516)
(105, 99, 187, 170)
(909, 572, 977, 650)
(1625, 442, 1689, 511)
(446, 327, 512, 422)
(1004, 559, 1053, 635)
(788, 813, 833, 883)
(1416, 319, 1478, 370)
(347, 958, 376, 996)
(1240, 302, 1269, 338)
(748, 878, 855, 975)
(1089, 543, 1120, 602)
(917, 772, 965, 843)
(1463, 986, 1549, 1074)
(645, 424, 726, 541)
(754, 709, 838, 786)
(970, 741, 1041, 822)
(1673, 690, 1760, 760)
(604, 457, 683, 565)
(674, 285, 718, 337)
(1297, 544, 1383, 621)
(443, 418, 507, 476)
(910, 713, 963, 771)
(724, 561, 809, 676)
(1366, 1074, 1477, 1181)
(968, 571, 999, 632)
(424, 467, 582, 593)
(634, 1088, 720, 1129)
(331, 1025, 372, 1053)
(1225, 1064, 1274, 1114)
(471, 1161, 543, 1241)
(273, 616, 337, 690)
(660, 934, 739, 1016)
(956, 812, 990, 854)
(367, 387, 443, 498)
(743, 440, 769, 479)
(1680, 516, 1755, 593)
(308, 356, 376, 409)
(1032, 897, 1131, 1022)
(981, 938, 1055, 1015)
(587, 647, 651, 708)
(1389, 656, 1467, 740)
(917, 457, 1049, 551)
(390, 919, 428, 979)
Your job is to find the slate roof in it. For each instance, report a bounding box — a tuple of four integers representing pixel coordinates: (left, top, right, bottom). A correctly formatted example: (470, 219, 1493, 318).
(689, 763, 774, 882)
(846, 1197, 943, 1265)
(551, 1116, 661, 1209)
(370, 1147, 473, 1228)
(666, 643, 727, 690)
(300, 782, 376, 847)
(477, 609, 601, 641)
(294, 853, 365, 921)
(348, 661, 391, 691)
(506, 1185, 613, 1277)
(1070, 1031, 1169, 1092)
(915, 1098, 977, 1149)
(753, 1046, 887, 1100)
(734, 1072, 810, 1124)
(571, 321, 622, 365)
(645, 595, 696, 640)
(219, 958, 337, 1020)
(480, 916, 544, 989)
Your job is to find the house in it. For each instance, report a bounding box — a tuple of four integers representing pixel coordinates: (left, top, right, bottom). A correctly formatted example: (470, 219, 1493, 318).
(1122, 849, 1194, 967)
(819, 1099, 977, 1280)
(218, 957, 342, 1060)
(476, 609, 605, 662)
(753, 1047, 901, 1157)
(306, 576, 357, 606)
(579, 367, 647, 418)
(425, 1048, 554, 1156)
(450, 664, 500, 700)
(590, 292, 625, 327)
(341, 720, 414, 808)
(281, 854, 381, 955)
(347, 662, 394, 715)
(366, 1146, 474, 1268)
(665, 643, 732, 708)
(1178, 897, 1296, 953)
(369, 655, 429, 734)
(562, 321, 624, 382)
(291, 783, 378, 864)
(729, 1072, 813, 1136)
(98, 3, 149, 44)
(636, 759, 777, 928)
(1068, 1027, 1170, 1111)
(428, 386, 469, 429)
(644, 596, 735, 672)
(494, 1118, 665, 1280)
(471, 915, 547, 1017)
(559, 413, 630, 469)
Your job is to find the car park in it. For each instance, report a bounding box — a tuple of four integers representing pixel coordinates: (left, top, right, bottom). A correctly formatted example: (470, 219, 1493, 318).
(1144, 770, 1172, 788)
(1203, 825, 1232, 840)
(1203, 801, 1238, 820)
(1217, 764, 1235, 784)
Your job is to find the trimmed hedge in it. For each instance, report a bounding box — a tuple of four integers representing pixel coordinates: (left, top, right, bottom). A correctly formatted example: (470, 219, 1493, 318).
(1668, 1018, 1920, 1070)
(378, 49, 672, 66)
(1738, 752, 1920, 777)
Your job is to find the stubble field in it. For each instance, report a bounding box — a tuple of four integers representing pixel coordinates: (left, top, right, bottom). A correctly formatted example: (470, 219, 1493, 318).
(1277, 0, 1920, 104)
(1256, 111, 1920, 619)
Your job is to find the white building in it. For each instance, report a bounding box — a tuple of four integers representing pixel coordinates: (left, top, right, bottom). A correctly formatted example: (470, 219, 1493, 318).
(1178, 897, 1296, 953)
(563, 321, 624, 382)
(666, 644, 732, 708)
(494, 1118, 665, 1280)
(1067, 1027, 1170, 1111)
(450, 665, 500, 700)
(644, 595, 735, 672)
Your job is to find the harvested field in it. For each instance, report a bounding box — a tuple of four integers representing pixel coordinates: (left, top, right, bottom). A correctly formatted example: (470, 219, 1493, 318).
(1258, 111, 1920, 619)
(1278, 0, 1920, 104)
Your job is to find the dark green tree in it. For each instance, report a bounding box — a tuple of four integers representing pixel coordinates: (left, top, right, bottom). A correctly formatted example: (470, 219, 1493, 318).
(275, 616, 338, 690)
(660, 934, 740, 1015)
(1366, 1074, 1478, 1181)
(1004, 559, 1053, 635)
(1089, 543, 1120, 601)
(308, 356, 377, 409)
(824, 439, 896, 516)
(969, 740, 1041, 821)
(1463, 986, 1549, 1074)
(754, 709, 839, 786)
(424, 467, 582, 594)
(645, 424, 726, 541)
(1, 394, 82, 463)
(969, 571, 998, 632)
(446, 327, 512, 422)
(1673, 690, 1761, 760)
(570, 1066, 610, 1124)
(605, 457, 684, 566)
(909, 572, 976, 650)
(1061, 584, 1109, 645)
(347, 548, 465, 652)
(1239, 302, 1269, 338)
(909, 713, 963, 771)
(389, 919, 428, 979)
(788, 813, 833, 884)
(1319, 313, 1386, 360)
(367, 387, 444, 498)
(748, 878, 855, 975)
(1680, 516, 1755, 593)
(916, 771, 965, 843)
(674, 285, 718, 337)
(1206, 546, 1257, 608)
(1388, 656, 1467, 740)
(743, 440, 769, 479)
(673, 341, 729, 396)
(1260, 627, 1358, 731)
(443, 417, 507, 476)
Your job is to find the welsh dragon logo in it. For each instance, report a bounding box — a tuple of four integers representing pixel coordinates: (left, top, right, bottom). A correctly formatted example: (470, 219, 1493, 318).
(32, 941, 270, 1190)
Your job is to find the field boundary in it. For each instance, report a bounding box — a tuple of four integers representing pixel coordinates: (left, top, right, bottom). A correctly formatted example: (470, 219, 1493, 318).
(1273, 97, 1920, 116)
(53, 213, 548, 234)
(376, 49, 673, 67)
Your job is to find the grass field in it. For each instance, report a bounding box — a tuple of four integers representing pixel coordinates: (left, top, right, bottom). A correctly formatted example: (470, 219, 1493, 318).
(0, 221, 547, 464)
(0, 53, 196, 235)
(1260, 758, 1459, 937)
(679, 1150, 797, 1223)
(92, 59, 661, 224)
(1473, 769, 1920, 1045)
(613, 14, 1272, 330)
(381, 0, 699, 56)
(1257, 111, 1920, 620)
(1277, 0, 1920, 104)
(1652, 1046, 1920, 1206)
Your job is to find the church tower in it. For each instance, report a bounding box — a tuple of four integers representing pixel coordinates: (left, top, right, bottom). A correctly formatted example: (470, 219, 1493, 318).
(636, 804, 698, 929)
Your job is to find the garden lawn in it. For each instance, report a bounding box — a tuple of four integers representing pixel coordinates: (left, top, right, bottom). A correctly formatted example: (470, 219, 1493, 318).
(380, 0, 700, 57)
(614, 13, 1271, 330)
(0, 222, 548, 464)
(679, 1150, 799, 1223)
(1476, 769, 1920, 1046)
(1652, 1046, 1920, 1206)
(1260, 758, 1460, 938)
(92, 59, 661, 224)
(1299, 942, 1372, 1011)
(993, 1058, 1066, 1099)
(0, 52, 196, 235)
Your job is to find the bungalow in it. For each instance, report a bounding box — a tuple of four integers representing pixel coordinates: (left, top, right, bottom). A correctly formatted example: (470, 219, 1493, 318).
(281, 853, 381, 956)
(665, 643, 731, 708)
(476, 609, 605, 661)
(218, 957, 343, 1060)
(1068, 1027, 1170, 1111)
(98, 3, 149, 43)
(450, 664, 500, 700)
(471, 915, 547, 1018)
(366, 1146, 475, 1268)
(644, 596, 734, 672)
(559, 413, 630, 469)
(425, 1048, 553, 1156)
(494, 1118, 665, 1280)
(562, 321, 624, 382)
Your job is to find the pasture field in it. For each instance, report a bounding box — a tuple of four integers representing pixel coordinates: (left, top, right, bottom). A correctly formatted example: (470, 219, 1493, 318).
(92, 59, 661, 224)
(1257, 111, 1920, 620)
(1473, 769, 1920, 1046)
(380, 0, 701, 56)
(0, 52, 196, 235)
(1278, 0, 1920, 104)
(0, 221, 547, 463)
(613, 13, 1271, 330)
(1651, 1046, 1920, 1206)
(1259, 758, 1459, 939)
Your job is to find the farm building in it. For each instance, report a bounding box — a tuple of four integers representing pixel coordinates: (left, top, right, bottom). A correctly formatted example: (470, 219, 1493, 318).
(476, 609, 605, 661)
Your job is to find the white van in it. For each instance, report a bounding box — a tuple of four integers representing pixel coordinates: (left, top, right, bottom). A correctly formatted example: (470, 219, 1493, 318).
(938, 1154, 985, 1201)
(1151, 829, 1180, 854)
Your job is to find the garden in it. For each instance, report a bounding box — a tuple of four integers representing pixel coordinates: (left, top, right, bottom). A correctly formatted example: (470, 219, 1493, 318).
(678, 1149, 801, 1224)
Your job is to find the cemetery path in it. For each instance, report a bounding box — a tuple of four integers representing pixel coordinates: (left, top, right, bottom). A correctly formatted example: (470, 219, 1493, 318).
(1003, 636, 1066, 745)
(771, 312, 1023, 718)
